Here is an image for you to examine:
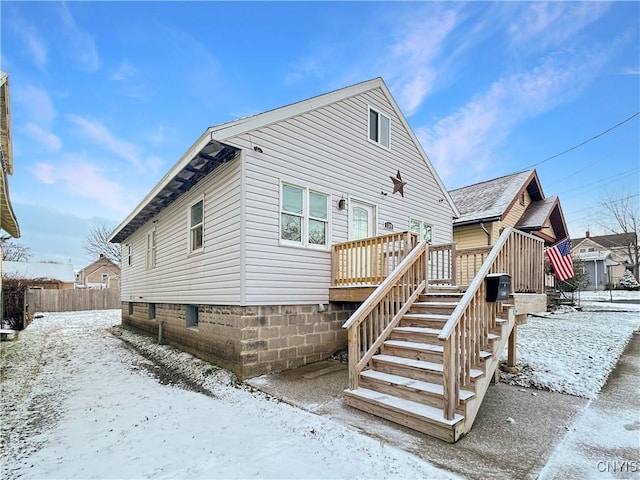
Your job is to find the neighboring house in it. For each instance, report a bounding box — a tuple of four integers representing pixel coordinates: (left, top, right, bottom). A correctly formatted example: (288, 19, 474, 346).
(2, 261, 76, 289)
(109, 77, 459, 379)
(449, 169, 569, 250)
(76, 254, 121, 289)
(1, 71, 20, 324)
(572, 231, 638, 290)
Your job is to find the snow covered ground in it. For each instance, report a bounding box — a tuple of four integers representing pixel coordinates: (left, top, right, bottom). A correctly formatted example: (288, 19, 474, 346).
(0, 310, 458, 480)
(1, 289, 638, 479)
(500, 290, 640, 398)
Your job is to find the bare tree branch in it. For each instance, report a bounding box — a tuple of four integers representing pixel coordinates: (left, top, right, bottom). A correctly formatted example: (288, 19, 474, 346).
(1, 240, 32, 262)
(83, 224, 121, 265)
(599, 191, 639, 281)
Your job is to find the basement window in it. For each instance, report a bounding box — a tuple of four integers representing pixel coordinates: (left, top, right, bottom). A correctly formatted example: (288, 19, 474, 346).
(186, 305, 199, 328)
(148, 303, 156, 320)
(128, 302, 134, 315)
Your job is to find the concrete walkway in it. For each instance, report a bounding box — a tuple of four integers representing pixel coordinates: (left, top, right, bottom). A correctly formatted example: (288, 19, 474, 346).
(247, 333, 640, 480)
(538, 331, 640, 480)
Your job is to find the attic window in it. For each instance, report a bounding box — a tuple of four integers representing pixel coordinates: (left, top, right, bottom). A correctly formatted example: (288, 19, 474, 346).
(369, 107, 390, 149)
(519, 193, 526, 206)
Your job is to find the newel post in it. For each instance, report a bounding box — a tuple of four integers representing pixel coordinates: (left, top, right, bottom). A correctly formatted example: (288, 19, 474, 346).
(442, 334, 457, 420)
(347, 326, 359, 390)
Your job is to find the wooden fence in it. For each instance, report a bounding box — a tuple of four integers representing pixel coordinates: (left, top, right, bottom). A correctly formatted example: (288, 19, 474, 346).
(26, 288, 121, 313)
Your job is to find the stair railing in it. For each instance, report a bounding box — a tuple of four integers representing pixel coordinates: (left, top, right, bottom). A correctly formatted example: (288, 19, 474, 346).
(342, 241, 429, 390)
(438, 227, 544, 419)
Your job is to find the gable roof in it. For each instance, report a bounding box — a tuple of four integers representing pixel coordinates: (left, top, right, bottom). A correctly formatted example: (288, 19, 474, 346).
(109, 77, 458, 243)
(78, 254, 120, 276)
(449, 170, 542, 225)
(516, 195, 569, 242)
(2, 261, 75, 283)
(572, 232, 637, 250)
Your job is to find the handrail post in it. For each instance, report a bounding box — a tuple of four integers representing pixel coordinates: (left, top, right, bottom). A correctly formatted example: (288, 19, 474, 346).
(442, 334, 457, 420)
(450, 242, 457, 286)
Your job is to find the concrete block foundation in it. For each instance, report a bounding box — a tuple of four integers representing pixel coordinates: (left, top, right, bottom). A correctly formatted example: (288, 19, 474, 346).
(121, 301, 357, 379)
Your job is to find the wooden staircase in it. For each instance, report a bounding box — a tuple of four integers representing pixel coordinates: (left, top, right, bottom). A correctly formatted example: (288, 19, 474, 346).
(344, 286, 515, 442)
(338, 228, 545, 443)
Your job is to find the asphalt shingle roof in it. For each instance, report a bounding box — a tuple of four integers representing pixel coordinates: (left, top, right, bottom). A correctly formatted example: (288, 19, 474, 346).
(450, 170, 537, 224)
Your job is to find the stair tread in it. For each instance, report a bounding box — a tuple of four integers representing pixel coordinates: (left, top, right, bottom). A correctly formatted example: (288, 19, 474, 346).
(345, 387, 464, 426)
(374, 354, 443, 372)
(487, 333, 499, 340)
(403, 312, 449, 320)
(360, 370, 475, 401)
(374, 354, 484, 379)
(384, 339, 443, 353)
(414, 301, 458, 306)
(394, 326, 441, 335)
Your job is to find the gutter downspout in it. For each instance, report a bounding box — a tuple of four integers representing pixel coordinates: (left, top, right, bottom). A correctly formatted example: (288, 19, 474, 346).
(480, 223, 491, 246)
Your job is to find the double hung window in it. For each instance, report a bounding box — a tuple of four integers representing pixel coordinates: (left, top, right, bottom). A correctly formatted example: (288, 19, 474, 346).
(281, 183, 329, 248)
(146, 229, 157, 269)
(409, 218, 433, 244)
(189, 199, 204, 253)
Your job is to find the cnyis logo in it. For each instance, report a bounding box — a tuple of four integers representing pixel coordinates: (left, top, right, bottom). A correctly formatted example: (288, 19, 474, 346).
(596, 460, 639, 473)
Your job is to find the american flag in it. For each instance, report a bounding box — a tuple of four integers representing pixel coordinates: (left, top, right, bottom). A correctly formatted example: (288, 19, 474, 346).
(545, 239, 574, 282)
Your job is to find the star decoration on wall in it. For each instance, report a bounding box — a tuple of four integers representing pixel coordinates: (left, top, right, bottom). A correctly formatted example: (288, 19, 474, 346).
(390, 170, 407, 197)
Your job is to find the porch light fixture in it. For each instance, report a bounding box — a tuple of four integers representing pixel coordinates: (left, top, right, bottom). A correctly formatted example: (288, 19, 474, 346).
(337, 198, 346, 210)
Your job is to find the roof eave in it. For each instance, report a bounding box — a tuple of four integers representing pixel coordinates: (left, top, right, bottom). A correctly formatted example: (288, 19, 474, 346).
(109, 131, 238, 243)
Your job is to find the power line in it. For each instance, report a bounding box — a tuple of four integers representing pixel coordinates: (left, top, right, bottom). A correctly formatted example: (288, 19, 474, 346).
(522, 111, 640, 170)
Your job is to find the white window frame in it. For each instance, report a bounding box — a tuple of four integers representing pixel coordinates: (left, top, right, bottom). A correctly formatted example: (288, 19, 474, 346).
(409, 218, 433, 244)
(368, 106, 391, 149)
(146, 228, 157, 269)
(127, 244, 132, 266)
(188, 197, 204, 254)
(280, 181, 330, 250)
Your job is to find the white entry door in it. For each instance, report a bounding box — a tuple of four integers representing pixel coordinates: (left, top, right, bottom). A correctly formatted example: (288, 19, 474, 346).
(349, 201, 376, 240)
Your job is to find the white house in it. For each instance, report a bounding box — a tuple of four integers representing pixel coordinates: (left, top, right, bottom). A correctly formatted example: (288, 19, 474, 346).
(109, 77, 459, 378)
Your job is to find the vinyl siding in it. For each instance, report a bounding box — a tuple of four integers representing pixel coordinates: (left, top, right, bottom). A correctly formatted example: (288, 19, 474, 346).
(120, 158, 242, 304)
(454, 224, 493, 249)
(227, 87, 454, 305)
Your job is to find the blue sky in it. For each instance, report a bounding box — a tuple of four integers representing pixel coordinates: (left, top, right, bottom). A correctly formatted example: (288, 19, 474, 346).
(1, 1, 638, 269)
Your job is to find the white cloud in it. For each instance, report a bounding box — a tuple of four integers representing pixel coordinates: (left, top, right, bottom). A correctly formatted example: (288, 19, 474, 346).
(111, 60, 137, 81)
(30, 159, 133, 216)
(419, 47, 611, 186)
(14, 85, 56, 125)
(508, 2, 610, 49)
(386, 7, 461, 116)
(10, 12, 48, 69)
(58, 3, 101, 72)
(22, 123, 62, 151)
(66, 115, 143, 170)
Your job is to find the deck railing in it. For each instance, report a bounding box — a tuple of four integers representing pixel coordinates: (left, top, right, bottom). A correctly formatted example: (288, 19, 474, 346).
(438, 228, 544, 419)
(331, 231, 419, 286)
(342, 241, 429, 389)
(455, 246, 491, 287)
(428, 243, 457, 285)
